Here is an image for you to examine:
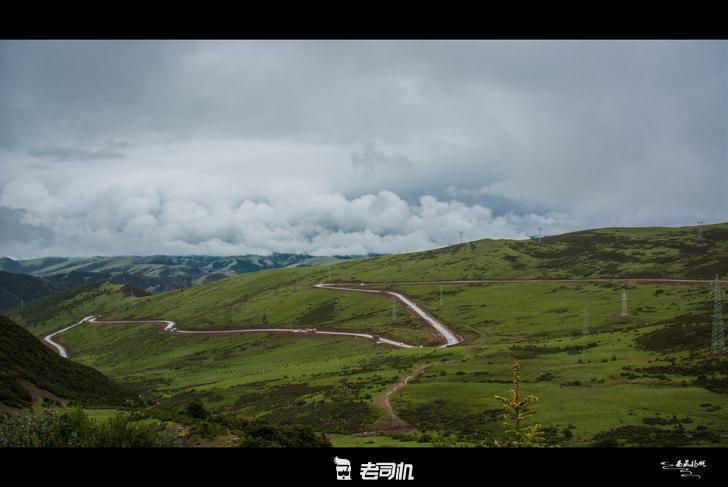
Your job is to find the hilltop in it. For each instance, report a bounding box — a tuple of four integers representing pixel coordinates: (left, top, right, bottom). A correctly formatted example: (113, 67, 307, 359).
(329, 222, 728, 282)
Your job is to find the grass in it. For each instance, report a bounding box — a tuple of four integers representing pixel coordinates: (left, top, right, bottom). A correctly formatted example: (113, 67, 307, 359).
(6, 221, 728, 446)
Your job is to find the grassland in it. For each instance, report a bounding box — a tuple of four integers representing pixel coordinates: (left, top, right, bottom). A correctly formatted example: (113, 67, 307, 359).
(6, 222, 728, 446)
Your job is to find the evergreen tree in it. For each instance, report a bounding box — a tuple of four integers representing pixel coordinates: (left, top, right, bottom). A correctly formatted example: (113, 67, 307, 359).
(494, 362, 546, 447)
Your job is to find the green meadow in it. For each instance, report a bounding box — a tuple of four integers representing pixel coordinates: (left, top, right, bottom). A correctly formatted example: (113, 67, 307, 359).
(6, 222, 728, 446)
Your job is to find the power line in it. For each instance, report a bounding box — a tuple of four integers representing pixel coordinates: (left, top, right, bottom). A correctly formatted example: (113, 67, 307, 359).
(712, 274, 724, 354)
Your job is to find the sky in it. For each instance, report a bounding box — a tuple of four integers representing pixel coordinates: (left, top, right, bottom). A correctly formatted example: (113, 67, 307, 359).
(0, 40, 726, 259)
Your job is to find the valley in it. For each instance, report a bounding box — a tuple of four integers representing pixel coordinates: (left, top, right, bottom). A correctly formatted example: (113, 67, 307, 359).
(3, 223, 726, 447)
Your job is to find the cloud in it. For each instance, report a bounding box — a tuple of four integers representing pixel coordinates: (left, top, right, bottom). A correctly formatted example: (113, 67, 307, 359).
(351, 142, 414, 173)
(0, 171, 553, 258)
(0, 41, 725, 258)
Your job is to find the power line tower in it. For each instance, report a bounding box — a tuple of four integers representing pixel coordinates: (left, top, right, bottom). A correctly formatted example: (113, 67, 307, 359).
(582, 306, 590, 336)
(459, 231, 464, 244)
(697, 221, 704, 240)
(439, 285, 443, 307)
(712, 274, 724, 354)
(392, 297, 397, 321)
(620, 290, 628, 319)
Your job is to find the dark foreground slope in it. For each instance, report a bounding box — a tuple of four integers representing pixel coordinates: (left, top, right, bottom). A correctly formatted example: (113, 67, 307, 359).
(0, 314, 131, 410)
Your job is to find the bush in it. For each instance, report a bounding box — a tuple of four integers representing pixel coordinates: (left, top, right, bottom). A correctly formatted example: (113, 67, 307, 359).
(185, 400, 208, 420)
(238, 423, 331, 448)
(0, 406, 179, 447)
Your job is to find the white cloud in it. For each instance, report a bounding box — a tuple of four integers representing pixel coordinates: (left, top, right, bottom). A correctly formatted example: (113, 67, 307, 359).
(0, 41, 725, 258)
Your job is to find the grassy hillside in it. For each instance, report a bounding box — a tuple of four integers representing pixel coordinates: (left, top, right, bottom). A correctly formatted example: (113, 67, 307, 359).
(329, 222, 728, 282)
(0, 270, 56, 310)
(10, 222, 728, 446)
(0, 314, 131, 410)
(6, 282, 148, 337)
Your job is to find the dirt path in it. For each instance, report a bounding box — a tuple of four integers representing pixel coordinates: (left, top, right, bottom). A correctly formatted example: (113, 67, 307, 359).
(373, 364, 429, 432)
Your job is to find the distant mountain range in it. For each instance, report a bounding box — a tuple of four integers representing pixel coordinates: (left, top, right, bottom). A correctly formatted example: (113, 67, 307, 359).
(0, 254, 367, 309)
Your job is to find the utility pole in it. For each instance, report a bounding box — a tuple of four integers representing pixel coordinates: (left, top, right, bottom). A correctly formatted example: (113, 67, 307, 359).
(439, 285, 443, 307)
(697, 221, 704, 240)
(582, 306, 590, 336)
(712, 274, 724, 354)
(620, 290, 628, 319)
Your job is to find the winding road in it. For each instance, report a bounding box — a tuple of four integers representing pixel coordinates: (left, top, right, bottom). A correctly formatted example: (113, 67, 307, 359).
(43, 277, 722, 359)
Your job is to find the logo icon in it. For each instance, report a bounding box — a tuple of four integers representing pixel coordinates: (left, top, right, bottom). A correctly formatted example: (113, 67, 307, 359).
(334, 456, 352, 480)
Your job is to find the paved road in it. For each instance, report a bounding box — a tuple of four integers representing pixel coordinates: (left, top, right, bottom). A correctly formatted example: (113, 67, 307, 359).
(326, 278, 727, 286)
(46, 277, 715, 358)
(314, 283, 462, 347)
(44, 312, 416, 359)
(43, 316, 95, 358)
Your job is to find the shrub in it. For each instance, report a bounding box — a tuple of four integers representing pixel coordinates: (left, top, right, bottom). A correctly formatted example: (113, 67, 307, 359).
(238, 423, 331, 448)
(0, 406, 178, 447)
(185, 400, 208, 420)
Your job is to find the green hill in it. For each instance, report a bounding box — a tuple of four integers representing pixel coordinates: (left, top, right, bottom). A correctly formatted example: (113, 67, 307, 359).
(0, 270, 56, 310)
(328, 222, 728, 282)
(9, 222, 728, 446)
(0, 314, 131, 411)
(6, 281, 148, 337)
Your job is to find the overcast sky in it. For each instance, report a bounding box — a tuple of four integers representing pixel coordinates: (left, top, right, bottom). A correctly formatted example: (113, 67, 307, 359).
(0, 40, 726, 259)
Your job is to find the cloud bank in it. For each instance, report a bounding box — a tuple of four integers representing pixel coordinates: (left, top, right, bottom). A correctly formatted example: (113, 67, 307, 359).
(0, 41, 725, 258)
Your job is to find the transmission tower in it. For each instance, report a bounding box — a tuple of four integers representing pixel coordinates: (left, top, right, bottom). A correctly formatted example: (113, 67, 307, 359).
(620, 290, 628, 318)
(697, 221, 704, 240)
(439, 285, 444, 307)
(392, 297, 397, 320)
(582, 306, 590, 336)
(712, 274, 724, 354)
(459, 231, 464, 244)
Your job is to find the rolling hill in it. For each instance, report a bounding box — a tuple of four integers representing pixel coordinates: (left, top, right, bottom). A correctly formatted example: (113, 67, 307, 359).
(0, 271, 56, 310)
(9, 222, 728, 446)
